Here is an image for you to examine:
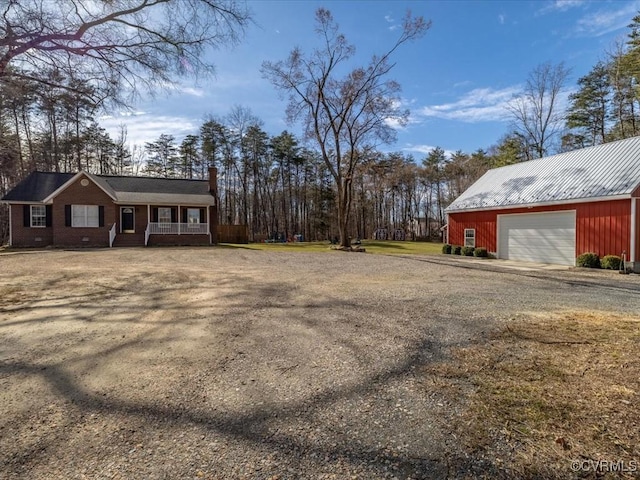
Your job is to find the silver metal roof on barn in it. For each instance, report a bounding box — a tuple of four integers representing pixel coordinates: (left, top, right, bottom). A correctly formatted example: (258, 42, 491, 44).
(446, 136, 640, 213)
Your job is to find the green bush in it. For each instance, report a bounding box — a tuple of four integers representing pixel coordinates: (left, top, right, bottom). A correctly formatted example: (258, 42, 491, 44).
(601, 255, 622, 270)
(461, 246, 475, 256)
(474, 247, 488, 258)
(453, 245, 462, 255)
(442, 244, 452, 254)
(576, 252, 601, 268)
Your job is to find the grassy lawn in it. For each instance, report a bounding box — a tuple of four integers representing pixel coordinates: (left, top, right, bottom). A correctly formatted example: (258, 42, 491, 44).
(218, 240, 444, 255)
(425, 311, 640, 478)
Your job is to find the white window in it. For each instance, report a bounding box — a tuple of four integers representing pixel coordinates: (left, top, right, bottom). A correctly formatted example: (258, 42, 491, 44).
(187, 208, 200, 224)
(158, 207, 172, 224)
(72, 205, 99, 227)
(31, 205, 46, 227)
(464, 228, 476, 248)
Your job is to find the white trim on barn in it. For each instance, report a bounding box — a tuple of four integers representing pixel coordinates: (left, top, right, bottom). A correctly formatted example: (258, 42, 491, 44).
(446, 193, 631, 214)
(8, 204, 11, 247)
(632, 198, 637, 269)
(497, 210, 576, 266)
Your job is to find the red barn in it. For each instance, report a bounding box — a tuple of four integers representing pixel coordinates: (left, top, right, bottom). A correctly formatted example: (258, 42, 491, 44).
(445, 137, 640, 271)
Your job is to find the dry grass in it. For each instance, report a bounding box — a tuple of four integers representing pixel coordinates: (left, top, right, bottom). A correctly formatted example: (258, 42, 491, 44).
(220, 240, 444, 255)
(425, 311, 640, 478)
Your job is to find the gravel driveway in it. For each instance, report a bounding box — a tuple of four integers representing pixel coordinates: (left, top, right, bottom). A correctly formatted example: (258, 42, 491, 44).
(1, 248, 639, 479)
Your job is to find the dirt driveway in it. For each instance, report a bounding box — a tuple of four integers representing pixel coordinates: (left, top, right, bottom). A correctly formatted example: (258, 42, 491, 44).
(1, 248, 639, 479)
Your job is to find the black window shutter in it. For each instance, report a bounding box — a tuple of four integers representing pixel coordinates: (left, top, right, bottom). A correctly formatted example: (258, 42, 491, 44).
(65, 205, 71, 226)
(171, 208, 177, 223)
(98, 206, 105, 227)
(45, 205, 52, 227)
(152, 208, 158, 222)
(23, 205, 31, 227)
(200, 208, 205, 223)
(182, 208, 188, 223)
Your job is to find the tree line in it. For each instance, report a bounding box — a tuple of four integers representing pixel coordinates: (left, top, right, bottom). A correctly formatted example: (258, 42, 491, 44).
(3, 3, 640, 245)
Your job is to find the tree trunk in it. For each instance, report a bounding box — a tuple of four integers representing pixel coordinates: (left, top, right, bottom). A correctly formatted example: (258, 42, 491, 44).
(337, 176, 352, 248)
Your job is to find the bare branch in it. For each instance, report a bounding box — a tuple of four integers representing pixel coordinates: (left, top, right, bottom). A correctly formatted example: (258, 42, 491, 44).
(0, 0, 250, 107)
(261, 8, 429, 247)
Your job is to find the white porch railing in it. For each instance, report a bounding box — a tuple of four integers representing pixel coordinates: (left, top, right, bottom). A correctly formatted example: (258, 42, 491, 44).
(147, 222, 209, 235)
(108, 223, 116, 248)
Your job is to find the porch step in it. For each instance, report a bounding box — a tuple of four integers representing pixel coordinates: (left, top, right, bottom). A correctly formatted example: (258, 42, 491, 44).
(112, 233, 145, 247)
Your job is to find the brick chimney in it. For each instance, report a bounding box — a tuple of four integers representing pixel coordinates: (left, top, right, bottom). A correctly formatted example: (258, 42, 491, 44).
(208, 167, 218, 197)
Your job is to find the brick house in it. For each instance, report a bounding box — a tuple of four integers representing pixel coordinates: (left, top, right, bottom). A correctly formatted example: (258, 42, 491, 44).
(1, 168, 218, 247)
(445, 137, 640, 271)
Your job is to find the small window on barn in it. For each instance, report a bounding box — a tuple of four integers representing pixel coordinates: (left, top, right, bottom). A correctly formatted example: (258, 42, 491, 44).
(30, 205, 46, 227)
(158, 207, 172, 224)
(464, 228, 475, 248)
(71, 205, 99, 227)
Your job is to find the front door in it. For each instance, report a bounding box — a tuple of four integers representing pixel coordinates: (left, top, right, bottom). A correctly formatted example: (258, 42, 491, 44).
(121, 207, 135, 233)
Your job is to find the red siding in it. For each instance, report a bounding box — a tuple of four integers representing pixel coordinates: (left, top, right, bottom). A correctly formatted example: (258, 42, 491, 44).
(448, 199, 632, 258)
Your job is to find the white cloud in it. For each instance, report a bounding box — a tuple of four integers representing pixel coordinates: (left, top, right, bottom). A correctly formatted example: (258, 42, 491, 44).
(418, 86, 522, 123)
(402, 144, 456, 158)
(538, 0, 585, 15)
(453, 80, 473, 89)
(384, 117, 405, 129)
(498, 14, 506, 25)
(384, 13, 399, 31)
(575, 2, 640, 37)
(178, 86, 205, 97)
(99, 113, 199, 147)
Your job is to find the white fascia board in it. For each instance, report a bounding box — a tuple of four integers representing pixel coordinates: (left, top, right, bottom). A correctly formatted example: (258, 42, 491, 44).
(631, 198, 637, 263)
(446, 194, 632, 214)
(113, 201, 214, 206)
(41, 172, 117, 203)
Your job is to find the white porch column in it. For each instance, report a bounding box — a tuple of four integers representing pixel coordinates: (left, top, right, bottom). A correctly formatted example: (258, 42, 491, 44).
(147, 204, 150, 227)
(178, 205, 181, 234)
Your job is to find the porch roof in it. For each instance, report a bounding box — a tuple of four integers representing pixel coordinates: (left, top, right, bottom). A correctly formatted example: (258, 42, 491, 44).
(94, 174, 216, 205)
(115, 192, 216, 205)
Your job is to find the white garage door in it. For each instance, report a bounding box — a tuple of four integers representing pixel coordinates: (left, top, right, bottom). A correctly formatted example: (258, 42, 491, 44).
(497, 211, 576, 266)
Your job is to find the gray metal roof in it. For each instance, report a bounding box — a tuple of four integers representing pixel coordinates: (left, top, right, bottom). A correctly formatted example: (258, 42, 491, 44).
(446, 136, 640, 213)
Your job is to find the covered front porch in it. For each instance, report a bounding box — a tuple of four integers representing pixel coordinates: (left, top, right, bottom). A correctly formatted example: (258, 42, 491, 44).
(110, 204, 214, 247)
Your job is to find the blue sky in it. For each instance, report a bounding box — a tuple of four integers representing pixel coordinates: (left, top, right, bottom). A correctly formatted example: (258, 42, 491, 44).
(100, 0, 640, 159)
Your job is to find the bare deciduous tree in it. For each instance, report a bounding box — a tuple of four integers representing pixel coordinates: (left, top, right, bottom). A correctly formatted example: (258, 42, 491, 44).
(507, 62, 571, 159)
(0, 0, 250, 106)
(261, 8, 429, 248)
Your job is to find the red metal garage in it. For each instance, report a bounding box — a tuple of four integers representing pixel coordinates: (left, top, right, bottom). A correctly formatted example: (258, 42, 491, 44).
(446, 137, 640, 270)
